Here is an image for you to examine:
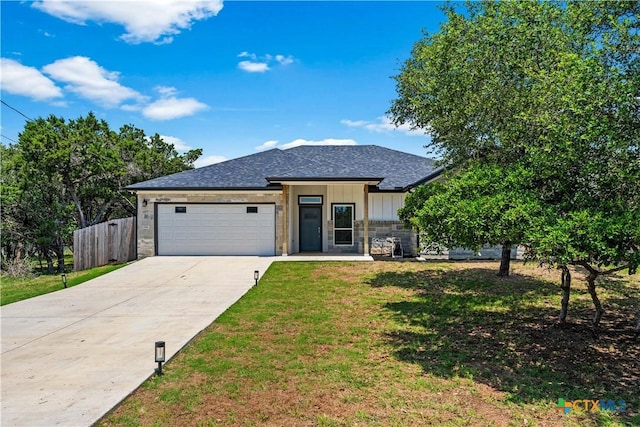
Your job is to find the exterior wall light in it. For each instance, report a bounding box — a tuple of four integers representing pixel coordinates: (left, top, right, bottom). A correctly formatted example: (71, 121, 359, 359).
(155, 341, 165, 375)
(142, 199, 148, 207)
(254, 270, 259, 286)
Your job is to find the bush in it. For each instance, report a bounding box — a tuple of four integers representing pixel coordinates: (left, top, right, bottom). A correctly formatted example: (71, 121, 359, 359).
(2, 257, 35, 279)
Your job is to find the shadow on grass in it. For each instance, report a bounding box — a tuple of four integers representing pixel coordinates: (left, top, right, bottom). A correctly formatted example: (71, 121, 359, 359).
(368, 267, 639, 418)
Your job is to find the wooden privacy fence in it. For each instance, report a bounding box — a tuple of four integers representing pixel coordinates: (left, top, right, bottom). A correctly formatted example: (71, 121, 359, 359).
(73, 217, 136, 271)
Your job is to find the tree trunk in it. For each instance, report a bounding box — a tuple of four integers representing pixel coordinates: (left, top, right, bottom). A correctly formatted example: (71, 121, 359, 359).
(44, 252, 54, 274)
(497, 242, 511, 277)
(586, 275, 603, 326)
(634, 311, 639, 339)
(69, 188, 87, 229)
(16, 242, 25, 260)
(38, 252, 44, 274)
(559, 265, 571, 323)
(54, 239, 65, 274)
(56, 251, 65, 274)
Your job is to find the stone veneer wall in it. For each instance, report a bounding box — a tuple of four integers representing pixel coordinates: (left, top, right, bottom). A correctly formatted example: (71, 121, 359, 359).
(419, 237, 525, 260)
(326, 220, 360, 254)
(326, 220, 417, 256)
(136, 192, 283, 258)
(367, 220, 417, 257)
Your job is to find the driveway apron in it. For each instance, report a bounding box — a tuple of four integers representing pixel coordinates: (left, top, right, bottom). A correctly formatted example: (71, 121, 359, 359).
(1, 256, 273, 427)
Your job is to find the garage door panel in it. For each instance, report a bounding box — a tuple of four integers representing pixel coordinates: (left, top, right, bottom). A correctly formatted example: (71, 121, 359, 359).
(157, 204, 275, 256)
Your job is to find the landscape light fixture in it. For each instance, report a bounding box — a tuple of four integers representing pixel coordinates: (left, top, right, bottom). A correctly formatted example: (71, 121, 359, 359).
(61, 273, 67, 288)
(254, 270, 259, 286)
(155, 341, 165, 375)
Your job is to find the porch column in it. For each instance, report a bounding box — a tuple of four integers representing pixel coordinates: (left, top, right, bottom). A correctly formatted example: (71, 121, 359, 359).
(282, 184, 289, 255)
(363, 184, 369, 256)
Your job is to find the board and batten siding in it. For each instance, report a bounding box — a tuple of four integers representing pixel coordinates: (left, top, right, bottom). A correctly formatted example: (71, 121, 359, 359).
(326, 184, 366, 219)
(368, 193, 405, 221)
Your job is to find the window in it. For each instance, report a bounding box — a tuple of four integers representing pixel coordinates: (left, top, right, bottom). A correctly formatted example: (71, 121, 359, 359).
(333, 204, 354, 245)
(175, 206, 187, 213)
(298, 195, 323, 205)
(246, 206, 258, 213)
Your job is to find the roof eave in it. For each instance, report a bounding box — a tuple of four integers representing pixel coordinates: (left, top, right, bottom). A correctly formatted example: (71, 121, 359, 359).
(402, 167, 446, 191)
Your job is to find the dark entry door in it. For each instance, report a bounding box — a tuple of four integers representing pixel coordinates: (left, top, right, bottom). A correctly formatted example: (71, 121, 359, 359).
(300, 206, 322, 251)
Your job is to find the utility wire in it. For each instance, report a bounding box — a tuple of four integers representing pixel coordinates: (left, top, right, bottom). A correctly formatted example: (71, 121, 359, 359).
(1, 100, 33, 121)
(1, 133, 18, 144)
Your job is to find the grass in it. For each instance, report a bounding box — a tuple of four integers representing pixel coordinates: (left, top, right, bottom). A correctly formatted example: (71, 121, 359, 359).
(1, 263, 128, 305)
(98, 260, 639, 426)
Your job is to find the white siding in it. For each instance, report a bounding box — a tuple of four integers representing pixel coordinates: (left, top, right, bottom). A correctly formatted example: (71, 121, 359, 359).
(368, 193, 405, 220)
(327, 184, 365, 219)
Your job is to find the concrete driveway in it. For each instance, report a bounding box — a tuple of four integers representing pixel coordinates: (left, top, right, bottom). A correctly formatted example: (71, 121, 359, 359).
(1, 256, 273, 427)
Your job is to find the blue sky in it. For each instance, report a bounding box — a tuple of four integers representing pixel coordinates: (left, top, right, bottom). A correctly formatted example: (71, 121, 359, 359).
(1, 1, 447, 167)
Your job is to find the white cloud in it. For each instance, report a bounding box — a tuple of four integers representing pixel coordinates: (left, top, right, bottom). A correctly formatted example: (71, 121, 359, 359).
(0, 58, 63, 101)
(238, 60, 269, 73)
(238, 51, 257, 60)
(275, 55, 294, 65)
(194, 154, 227, 168)
(42, 56, 143, 107)
(160, 135, 192, 151)
(341, 116, 425, 137)
(257, 138, 357, 150)
(255, 140, 279, 151)
(237, 52, 294, 73)
(140, 86, 208, 120)
(120, 104, 141, 112)
(32, 0, 223, 44)
(341, 119, 367, 127)
(155, 85, 178, 97)
(5, 56, 207, 121)
(126, 86, 207, 120)
(281, 138, 357, 149)
(142, 97, 208, 120)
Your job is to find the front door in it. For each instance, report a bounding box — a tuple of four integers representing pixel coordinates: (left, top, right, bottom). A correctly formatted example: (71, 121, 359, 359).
(299, 206, 322, 251)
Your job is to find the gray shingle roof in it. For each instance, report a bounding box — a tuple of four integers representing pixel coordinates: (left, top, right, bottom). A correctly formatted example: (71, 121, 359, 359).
(126, 145, 442, 191)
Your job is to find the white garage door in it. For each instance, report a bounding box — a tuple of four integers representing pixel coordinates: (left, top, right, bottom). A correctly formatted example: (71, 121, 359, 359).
(157, 204, 275, 256)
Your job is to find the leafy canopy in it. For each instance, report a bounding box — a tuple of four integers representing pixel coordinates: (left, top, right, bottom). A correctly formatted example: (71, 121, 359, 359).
(1, 112, 202, 271)
(390, 0, 640, 274)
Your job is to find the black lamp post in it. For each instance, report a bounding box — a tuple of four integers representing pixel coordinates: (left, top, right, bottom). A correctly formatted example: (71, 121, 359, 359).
(254, 270, 259, 286)
(155, 341, 165, 375)
(61, 273, 67, 288)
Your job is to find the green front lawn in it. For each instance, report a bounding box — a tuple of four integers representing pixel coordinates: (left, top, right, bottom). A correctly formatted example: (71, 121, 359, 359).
(99, 261, 639, 426)
(1, 263, 128, 306)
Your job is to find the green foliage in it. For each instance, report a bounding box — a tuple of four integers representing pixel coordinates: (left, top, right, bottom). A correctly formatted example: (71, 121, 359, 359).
(391, 0, 640, 275)
(1, 112, 202, 271)
(0, 144, 24, 260)
(390, 1, 571, 164)
(400, 162, 540, 252)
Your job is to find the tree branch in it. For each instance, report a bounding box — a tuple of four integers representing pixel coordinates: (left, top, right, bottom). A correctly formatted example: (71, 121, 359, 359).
(571, 260, 629, 277)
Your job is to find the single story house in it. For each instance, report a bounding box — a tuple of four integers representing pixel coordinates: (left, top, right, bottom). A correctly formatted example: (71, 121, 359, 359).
(126, 145, 443, 258)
